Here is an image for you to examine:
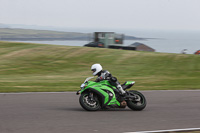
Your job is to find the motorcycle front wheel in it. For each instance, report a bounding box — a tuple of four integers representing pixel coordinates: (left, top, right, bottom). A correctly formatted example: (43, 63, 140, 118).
(126, 90, 146, 111)
(79, 92, 101, 111)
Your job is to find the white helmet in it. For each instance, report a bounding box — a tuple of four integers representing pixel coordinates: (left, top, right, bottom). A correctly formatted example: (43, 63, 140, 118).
(91, 64, 103, 76)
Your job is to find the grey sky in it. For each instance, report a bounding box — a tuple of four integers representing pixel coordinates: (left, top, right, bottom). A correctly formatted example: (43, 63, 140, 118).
(1, 0, 200, 31)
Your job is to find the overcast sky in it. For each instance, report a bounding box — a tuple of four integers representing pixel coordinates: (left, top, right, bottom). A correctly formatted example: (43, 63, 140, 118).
(1, 0, 200, 31)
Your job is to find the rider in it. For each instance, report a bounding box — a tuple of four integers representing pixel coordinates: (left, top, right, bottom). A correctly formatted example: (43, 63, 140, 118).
(91, 63, 126, 95)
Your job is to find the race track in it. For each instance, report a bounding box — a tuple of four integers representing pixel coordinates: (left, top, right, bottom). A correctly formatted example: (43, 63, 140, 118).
(0, 90, 200, 133)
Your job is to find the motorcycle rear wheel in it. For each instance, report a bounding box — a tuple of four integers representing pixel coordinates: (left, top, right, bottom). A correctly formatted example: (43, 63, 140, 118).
(126, 90, 146, 111)
(79, 92, 101, 111)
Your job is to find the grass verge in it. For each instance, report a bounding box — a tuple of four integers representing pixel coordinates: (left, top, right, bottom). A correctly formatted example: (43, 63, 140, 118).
(0, 41, 200, 92)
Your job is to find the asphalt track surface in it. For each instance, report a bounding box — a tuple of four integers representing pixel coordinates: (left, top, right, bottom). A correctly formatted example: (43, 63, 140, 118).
(0, 90, 200, 133)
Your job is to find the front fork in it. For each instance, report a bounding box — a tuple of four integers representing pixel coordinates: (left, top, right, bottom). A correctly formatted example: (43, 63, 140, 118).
(77, 90, 95, 101)
(88, 92, 94, 101)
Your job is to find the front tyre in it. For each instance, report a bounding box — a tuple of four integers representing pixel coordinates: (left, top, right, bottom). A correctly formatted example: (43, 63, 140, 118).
(126, 90, 146, 111)
(79, 92, 101, 111)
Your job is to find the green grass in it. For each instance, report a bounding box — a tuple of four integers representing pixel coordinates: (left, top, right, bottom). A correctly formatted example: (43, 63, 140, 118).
(0, 41, 200, 92)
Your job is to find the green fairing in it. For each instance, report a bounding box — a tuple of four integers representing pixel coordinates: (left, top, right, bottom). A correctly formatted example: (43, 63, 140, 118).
(80, 80, 120, 106)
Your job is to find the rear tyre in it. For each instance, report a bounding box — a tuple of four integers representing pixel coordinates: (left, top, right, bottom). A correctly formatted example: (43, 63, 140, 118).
(79, 92, 101, 111)
(126, 90, 146, 111)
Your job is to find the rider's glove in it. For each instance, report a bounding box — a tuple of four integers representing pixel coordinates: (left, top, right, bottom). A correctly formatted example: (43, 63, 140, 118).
(76, 90, 80, 95)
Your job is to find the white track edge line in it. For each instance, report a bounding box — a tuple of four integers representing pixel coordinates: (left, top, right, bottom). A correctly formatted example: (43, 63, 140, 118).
(124, 127, 200, 133)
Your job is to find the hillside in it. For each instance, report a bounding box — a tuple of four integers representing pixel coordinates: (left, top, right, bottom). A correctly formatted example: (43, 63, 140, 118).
(0, 41, 199, 92)
(0, 28, 88, 40)
(0, 28, 143, 41)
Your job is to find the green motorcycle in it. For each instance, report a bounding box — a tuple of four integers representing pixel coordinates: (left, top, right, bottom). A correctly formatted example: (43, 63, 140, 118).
(77, 77, 146, 111)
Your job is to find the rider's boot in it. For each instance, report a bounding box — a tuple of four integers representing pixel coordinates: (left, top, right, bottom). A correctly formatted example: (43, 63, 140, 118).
(117, 85, 132, 99)
(117, 84, 126, 96)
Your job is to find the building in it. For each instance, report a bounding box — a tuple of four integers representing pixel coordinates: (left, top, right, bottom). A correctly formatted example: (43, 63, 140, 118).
(84, 32, 155, 52)
(94, 32, 124, 48)
(130, 42, 155, 52)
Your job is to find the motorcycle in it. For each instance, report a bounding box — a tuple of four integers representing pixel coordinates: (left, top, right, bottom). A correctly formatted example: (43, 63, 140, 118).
(76, 77, 146, 111)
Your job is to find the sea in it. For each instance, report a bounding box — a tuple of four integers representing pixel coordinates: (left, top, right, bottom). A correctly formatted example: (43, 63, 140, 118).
(12, 30, 200, 54)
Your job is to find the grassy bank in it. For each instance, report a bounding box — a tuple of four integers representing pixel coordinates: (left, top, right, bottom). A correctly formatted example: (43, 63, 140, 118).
(0, 41, 200, 92)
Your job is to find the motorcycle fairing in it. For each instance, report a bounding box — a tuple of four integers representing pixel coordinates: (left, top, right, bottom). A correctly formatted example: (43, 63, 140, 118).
(122, 81, 135, 90)
(80, 80, 120, 107)
(125, 81, 135, 85)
